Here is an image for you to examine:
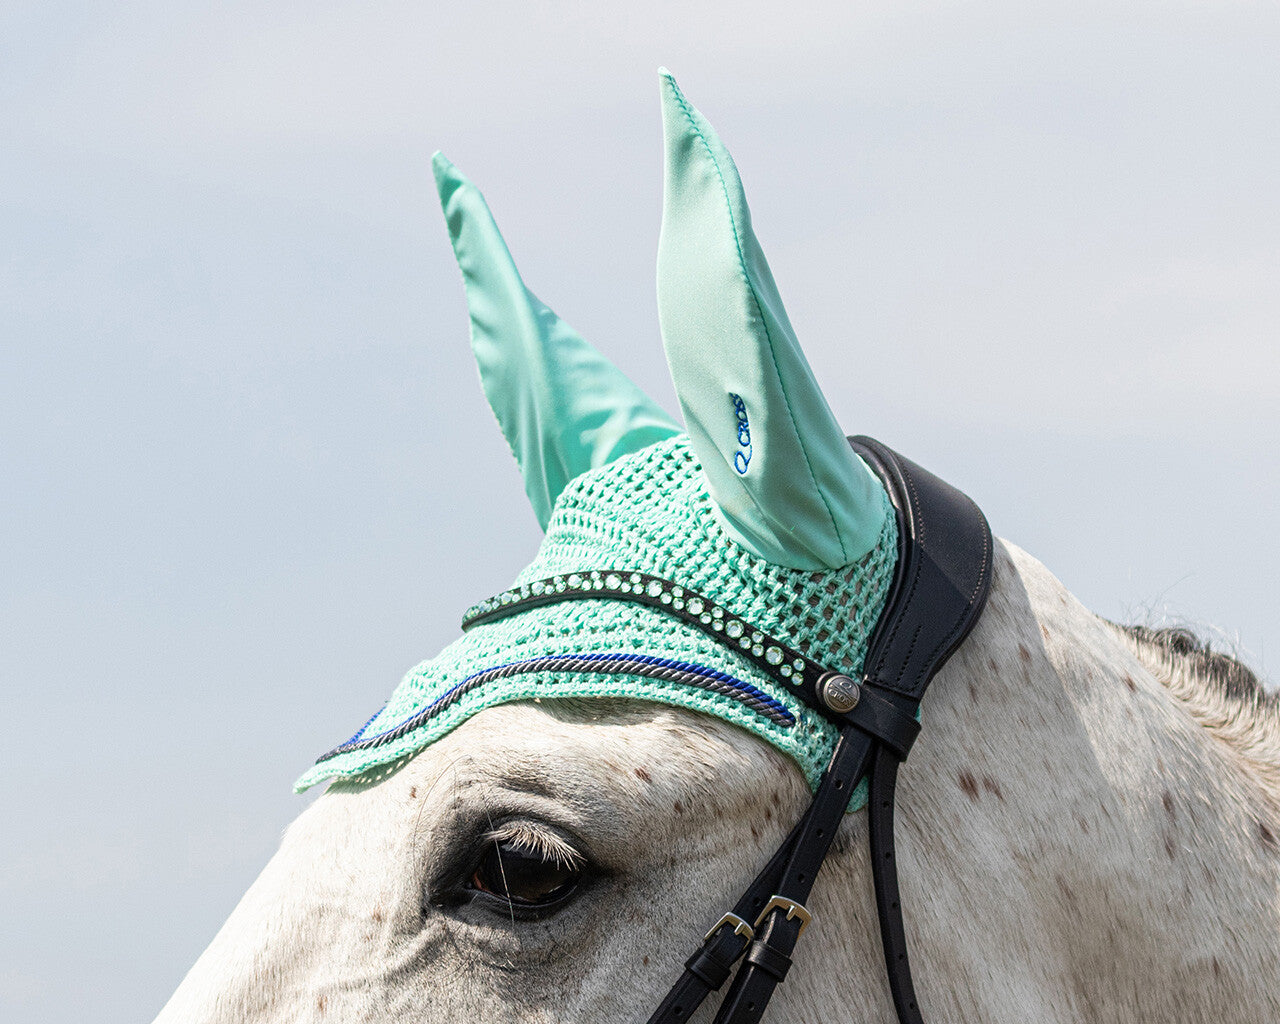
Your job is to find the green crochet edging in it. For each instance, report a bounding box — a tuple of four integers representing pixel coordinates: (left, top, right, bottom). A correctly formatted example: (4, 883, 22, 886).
(296, 435, 897, 810)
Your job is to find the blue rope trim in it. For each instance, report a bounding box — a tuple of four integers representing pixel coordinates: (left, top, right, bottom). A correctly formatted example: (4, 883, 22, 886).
(316, 652, 795, 764)
(346, 703, 388, 745)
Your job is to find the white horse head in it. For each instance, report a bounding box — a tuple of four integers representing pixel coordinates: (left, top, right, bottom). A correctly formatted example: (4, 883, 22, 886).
(154, 73, 1280, 1023)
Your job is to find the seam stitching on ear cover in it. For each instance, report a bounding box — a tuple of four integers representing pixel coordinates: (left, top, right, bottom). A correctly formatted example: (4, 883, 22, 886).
(443, 177, 533, 492)
(664, 75, 848, 563)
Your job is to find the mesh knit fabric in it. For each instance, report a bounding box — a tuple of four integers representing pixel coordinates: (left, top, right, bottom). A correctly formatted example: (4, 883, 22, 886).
(295, 436, 898, 808)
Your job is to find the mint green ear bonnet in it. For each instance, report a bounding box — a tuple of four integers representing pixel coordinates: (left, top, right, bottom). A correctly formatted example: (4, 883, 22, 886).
(294, 73, 900, 807)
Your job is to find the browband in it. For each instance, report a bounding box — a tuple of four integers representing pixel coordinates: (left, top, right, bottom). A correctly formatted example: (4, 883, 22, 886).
(461, 565, 923, 759)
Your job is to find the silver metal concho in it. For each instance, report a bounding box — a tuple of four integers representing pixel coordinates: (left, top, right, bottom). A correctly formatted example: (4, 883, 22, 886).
(817, 672, 861, 713)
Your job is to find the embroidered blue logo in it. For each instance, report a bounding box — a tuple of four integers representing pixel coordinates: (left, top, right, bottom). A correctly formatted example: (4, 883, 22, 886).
(729, 393, 752, 474)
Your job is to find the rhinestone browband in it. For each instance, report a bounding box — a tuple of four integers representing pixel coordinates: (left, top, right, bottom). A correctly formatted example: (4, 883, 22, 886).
(462, 571, 843, 716)
(315, 572, 856, 768)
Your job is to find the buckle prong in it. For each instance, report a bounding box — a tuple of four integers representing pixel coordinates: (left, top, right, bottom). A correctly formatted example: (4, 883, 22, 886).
(754, 895, 812, 938)
(703, 912, 755, 944)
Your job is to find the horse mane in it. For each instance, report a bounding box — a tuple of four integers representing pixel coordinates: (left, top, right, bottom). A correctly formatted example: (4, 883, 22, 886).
(1116, 623, 1280, 799)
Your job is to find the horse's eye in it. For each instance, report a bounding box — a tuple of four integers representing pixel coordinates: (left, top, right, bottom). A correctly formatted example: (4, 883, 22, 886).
(468, 839, 581, 909)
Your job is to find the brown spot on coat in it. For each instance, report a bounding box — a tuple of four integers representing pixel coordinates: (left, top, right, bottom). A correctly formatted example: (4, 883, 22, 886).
(673, 800, 684, 815)
(1018, 644, 1032, 664)
(1122, 674, 1137, 693)
(958, 772, 980, 801)
(634, 766, 652, 783)
(1054, 875, 1076, 903)
(409, 786, 417, 799)
(1164, 835, 1177, 859)
(317, 995, 328, 1014)
(1259, 821, 1278, 851)
(371, 908, 384, 923)
(1162, 790, 1176, 820)
(1212, 957, 1222, 979)
(981, 776, 1004, 801)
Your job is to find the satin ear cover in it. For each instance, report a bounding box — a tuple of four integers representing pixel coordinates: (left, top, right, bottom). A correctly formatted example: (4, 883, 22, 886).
(434, 153, 680, 529)
(655, 71, 887, 570)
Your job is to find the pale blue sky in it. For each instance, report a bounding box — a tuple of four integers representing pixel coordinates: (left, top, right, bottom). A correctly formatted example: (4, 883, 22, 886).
(3, 3, 1278, 1021)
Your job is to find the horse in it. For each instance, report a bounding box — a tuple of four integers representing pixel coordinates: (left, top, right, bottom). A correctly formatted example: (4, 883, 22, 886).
(153, 72, 1280, 1023)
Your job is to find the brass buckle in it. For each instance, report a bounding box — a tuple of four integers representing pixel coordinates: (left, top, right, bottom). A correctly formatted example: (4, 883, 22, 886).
(754, 895, 812, 938)
(703, 912, 755, 944)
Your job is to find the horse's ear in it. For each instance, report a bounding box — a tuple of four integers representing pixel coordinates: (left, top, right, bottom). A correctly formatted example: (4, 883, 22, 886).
(655, 71, 887, 569)
(434, 153, 680, 529)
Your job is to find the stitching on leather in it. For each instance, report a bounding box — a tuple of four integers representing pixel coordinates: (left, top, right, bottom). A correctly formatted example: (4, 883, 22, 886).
(910, 493, 991, 691)
(871, 464, 926, 679)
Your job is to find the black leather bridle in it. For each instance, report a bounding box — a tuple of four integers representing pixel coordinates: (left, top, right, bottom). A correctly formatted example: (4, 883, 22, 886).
(636, 438, 994, 1024)
(465, 437, 993, 1024)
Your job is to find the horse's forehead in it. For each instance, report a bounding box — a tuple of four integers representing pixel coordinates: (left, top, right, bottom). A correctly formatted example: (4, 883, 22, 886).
(401, 701, 802, 817)
(274, 702, 806, 902)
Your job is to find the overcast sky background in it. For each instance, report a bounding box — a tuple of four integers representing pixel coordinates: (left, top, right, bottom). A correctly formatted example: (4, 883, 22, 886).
(3, 3, 1278, 1021)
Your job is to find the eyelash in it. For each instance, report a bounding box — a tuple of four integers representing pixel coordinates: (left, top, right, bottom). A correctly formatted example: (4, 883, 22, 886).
(429, 820, 594, 921)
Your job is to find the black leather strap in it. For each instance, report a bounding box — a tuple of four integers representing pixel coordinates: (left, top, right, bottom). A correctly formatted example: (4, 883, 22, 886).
(849, 437, 993, 704)
(711, 727, 875, 1024)
(869, 745, 924, 1024)
(841, 681, 921, 758)
(849, 436, 993, 1024)
(646, 815, 810, 1024)
(744, 939, 792, 982)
